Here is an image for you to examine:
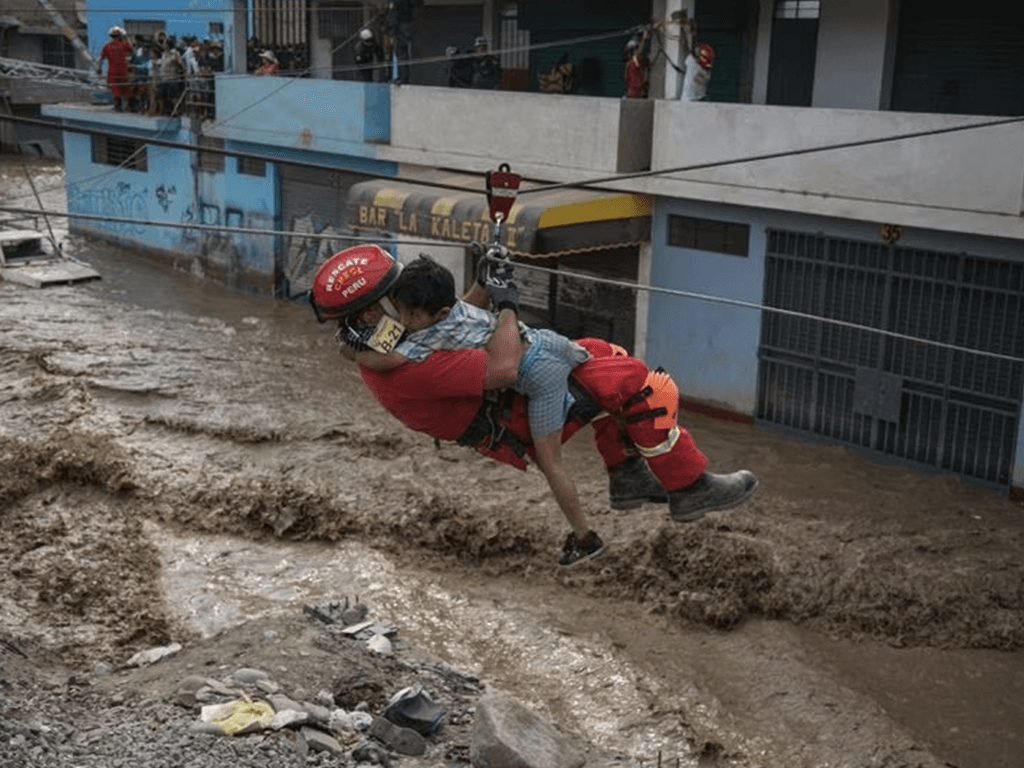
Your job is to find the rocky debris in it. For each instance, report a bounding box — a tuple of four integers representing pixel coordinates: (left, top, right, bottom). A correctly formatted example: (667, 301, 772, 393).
(0, 603, 621, 768)
(471, 691, 587, 768)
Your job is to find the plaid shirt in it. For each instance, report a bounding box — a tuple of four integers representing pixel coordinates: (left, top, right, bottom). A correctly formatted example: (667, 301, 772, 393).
(395, 300, 534, 362)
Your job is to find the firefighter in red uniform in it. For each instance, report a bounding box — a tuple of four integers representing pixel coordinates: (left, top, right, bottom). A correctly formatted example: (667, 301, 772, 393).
(309, 245, 758, 566)
(97, 27, 134, 112)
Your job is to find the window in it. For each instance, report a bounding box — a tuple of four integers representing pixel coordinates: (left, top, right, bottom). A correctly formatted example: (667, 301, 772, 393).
(774, 0, 820, 19)
(198, 136, 225, 172)
(238, 156, 266, 177)
(667, 214, 749, 257)
(92, 135, 148, 171)
(42, 36, 75, 68)
(767, 0, 820, 106)
(123, 19, 165, 39)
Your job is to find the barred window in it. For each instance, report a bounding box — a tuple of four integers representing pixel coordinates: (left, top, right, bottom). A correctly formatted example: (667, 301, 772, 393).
(667, 214, 749, 257)
(92, 135, 148, 171)
(198, 136, 225, 172)
(42, 36, 75, 69)
(123, 19, 165, 39)
(238, 156, 266, 177)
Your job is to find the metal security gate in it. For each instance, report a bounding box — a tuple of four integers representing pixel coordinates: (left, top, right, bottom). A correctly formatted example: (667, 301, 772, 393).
(757, 229, 1024, 489)
(279, 164, 371, 299)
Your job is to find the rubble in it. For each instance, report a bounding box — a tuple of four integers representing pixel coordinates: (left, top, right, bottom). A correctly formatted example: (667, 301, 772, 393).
(1, 600, 619, 768)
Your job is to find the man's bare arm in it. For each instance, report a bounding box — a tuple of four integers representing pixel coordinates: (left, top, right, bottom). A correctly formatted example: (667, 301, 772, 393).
(482, 307, 522, 390)
(462, 281, 490, 309)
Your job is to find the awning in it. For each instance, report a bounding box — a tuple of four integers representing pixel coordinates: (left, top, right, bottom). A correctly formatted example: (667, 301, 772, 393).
(346, 175, 652, 257)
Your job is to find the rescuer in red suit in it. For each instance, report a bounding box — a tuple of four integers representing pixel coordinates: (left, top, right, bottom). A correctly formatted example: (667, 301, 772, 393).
(97, 27, 134, 112)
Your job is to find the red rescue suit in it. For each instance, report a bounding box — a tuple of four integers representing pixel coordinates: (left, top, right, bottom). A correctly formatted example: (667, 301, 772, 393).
(99, 38, 133, 98)
(463, 338, 708, 493)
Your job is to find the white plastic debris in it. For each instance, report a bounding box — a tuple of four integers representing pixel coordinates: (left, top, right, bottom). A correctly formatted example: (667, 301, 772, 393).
(366, 633, 393, 655)
(126, 643, 182, 667)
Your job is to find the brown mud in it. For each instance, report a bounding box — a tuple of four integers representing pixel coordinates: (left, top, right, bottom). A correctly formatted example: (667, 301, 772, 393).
(2, 160, 1024, 767)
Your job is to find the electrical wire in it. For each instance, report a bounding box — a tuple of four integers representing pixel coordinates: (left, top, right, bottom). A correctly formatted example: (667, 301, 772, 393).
(2, 202, 1022, 366)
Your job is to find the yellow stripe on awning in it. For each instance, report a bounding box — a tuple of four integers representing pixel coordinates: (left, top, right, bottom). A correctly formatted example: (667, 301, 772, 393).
(536, 193, 653, 229)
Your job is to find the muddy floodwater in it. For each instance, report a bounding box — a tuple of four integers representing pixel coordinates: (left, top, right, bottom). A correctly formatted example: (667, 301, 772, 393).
(2, 160, 1024, 768)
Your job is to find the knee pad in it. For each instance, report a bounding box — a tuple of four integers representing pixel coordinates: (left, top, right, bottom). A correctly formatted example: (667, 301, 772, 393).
(620, 368, 678, 430)
(643, 369, 679, 430)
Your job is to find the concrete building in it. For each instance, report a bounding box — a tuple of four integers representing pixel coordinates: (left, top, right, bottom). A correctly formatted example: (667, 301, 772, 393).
(40, 0, 1024, 495)
(1, 0, 92, 155)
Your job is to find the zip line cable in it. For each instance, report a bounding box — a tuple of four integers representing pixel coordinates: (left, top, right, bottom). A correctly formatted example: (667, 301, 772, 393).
(3, 202, 1022, 366)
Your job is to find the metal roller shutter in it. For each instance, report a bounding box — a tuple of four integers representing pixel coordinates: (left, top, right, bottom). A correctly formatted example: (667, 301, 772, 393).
(279, 163, 371, 298)
(891, 1, 1024, 115)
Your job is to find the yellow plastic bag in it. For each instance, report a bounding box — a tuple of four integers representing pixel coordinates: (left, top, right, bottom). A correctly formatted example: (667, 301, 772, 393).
(201, 697, 275, 736)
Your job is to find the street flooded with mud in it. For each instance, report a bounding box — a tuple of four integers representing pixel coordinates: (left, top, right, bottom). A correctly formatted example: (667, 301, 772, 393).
(3, 160, 1024, 768)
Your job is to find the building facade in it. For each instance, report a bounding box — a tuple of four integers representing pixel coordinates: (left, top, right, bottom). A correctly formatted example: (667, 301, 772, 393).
(39, 0, 1024, 494)
(1, 0, 92, 155)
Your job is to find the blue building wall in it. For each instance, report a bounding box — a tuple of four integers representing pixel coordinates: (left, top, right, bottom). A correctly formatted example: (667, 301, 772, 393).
(87, 0, 231, 54)
(51, 104, 284, 294)
(193, 147, 278, 289)
(215, 78, 391, 156)
(647, 198, 767, 416)
(62, 118, 197, 254)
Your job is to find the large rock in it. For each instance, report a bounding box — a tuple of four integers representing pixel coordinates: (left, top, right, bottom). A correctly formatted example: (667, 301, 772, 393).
(470, 692, 585, 768)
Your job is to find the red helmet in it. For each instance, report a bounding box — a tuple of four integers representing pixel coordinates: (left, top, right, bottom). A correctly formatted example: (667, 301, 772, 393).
(309, 244, 402, 323)
(696, 42, 715, 69)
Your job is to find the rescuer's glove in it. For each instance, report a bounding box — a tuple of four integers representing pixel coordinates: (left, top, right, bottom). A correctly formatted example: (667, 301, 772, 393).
(485, 273, 519, 314)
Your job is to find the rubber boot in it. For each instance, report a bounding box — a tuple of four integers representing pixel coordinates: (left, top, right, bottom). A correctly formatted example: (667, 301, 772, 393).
(668, 470, 758, 522)
(607, 455, 668, 510)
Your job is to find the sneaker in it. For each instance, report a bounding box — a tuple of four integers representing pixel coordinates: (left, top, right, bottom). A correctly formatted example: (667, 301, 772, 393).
(608, 456, 668, 510)
(558, 530, 605, 568)
(668, 470, 758, 522)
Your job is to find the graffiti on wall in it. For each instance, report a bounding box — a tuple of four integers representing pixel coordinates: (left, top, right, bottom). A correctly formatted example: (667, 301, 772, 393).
(179, 197, 275, 290)
(283, 214, 347, 298)
(67, 181, 150, 237)
(155, 184, 177, 213)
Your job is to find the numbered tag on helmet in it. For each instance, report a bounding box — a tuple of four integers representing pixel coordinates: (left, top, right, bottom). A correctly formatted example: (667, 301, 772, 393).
(486, 163, 521, 223)
(367, 314, 405, 354)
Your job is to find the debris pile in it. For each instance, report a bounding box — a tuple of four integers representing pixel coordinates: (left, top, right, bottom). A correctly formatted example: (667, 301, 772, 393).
(1, 598, 622, 768)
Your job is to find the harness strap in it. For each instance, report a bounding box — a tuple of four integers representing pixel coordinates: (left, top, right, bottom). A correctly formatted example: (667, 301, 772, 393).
(624, 406, 668, 425)
(456, 392, 530, 458)
(620, 385, 654, 412)
(566, 375, 603, 424)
